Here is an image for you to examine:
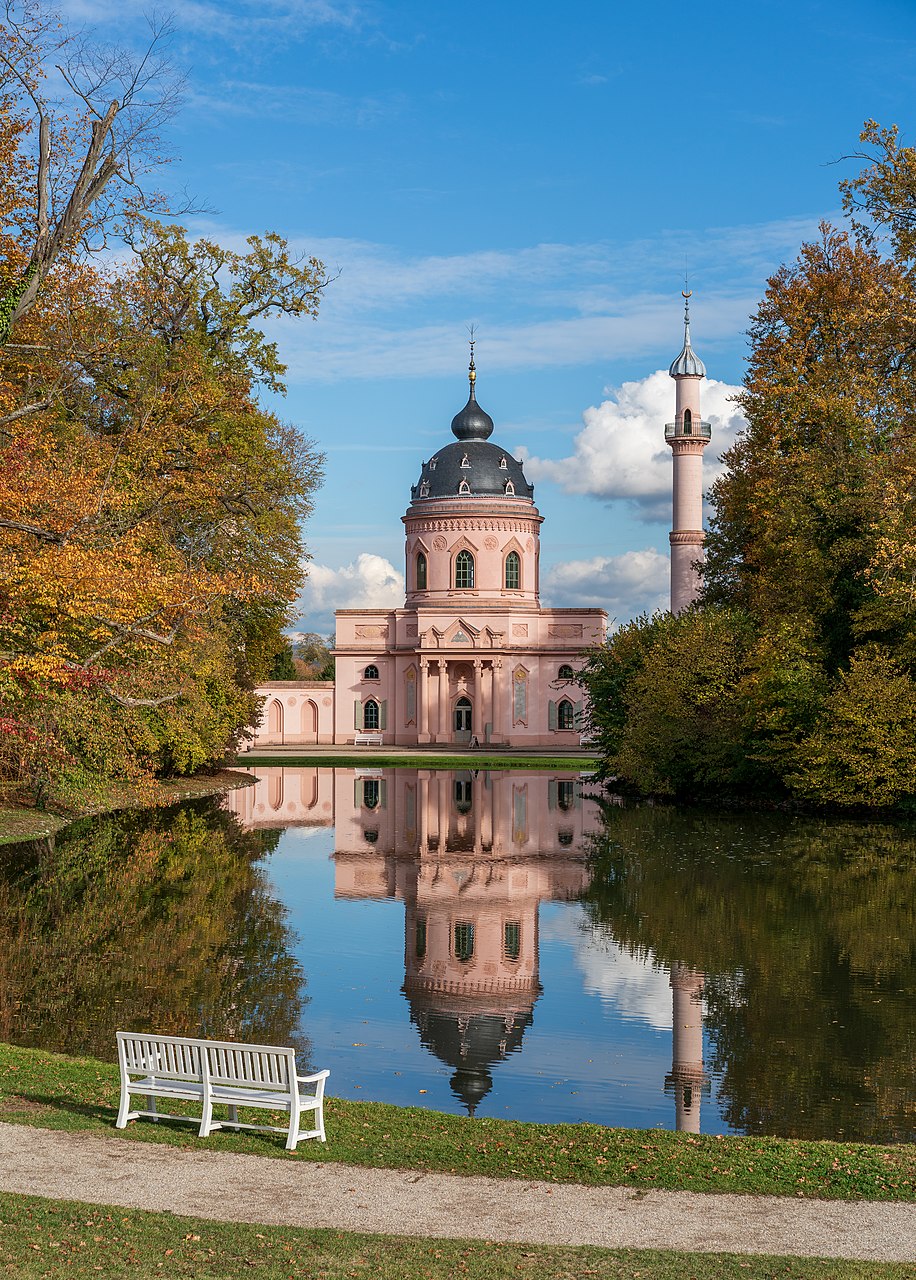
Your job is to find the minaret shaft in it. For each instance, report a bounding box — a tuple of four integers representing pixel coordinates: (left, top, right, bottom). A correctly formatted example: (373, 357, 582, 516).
(666, 294, 711, 613)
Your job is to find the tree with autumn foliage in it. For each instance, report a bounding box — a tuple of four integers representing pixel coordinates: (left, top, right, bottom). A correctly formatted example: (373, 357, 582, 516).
(0, 7, 327, 808)
(582, 122, 916, 809)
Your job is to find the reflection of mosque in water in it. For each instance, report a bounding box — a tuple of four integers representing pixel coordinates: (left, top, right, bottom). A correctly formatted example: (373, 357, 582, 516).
(228, 768, 709, 1127)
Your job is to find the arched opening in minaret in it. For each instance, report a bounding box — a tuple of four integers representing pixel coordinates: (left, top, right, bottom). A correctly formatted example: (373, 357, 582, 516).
(416, 551, 427, 590)
(683, 408, 692, 435)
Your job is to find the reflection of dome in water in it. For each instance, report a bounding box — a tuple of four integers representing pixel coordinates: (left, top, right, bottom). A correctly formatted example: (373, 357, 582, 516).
(409, 1003, 533, 1115)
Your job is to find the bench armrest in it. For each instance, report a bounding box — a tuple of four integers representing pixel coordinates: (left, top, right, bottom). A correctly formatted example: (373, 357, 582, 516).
(297, 1069, 330, 1083)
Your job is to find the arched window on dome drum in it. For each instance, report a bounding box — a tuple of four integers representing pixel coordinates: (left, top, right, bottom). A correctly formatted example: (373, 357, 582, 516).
(455, 549, 475, 588)
(363, 664, 379, 680)
(363, 699, 380, 730)
(505, 550, 521, 590)
(416, 551, 427, 591)
(557, 698, 575, 730)
(683, 408, 692, 435)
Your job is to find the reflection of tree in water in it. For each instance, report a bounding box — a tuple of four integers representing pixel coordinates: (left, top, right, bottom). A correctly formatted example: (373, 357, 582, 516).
(582, 803, 916, 1143)
(0, 801, 309, 1063)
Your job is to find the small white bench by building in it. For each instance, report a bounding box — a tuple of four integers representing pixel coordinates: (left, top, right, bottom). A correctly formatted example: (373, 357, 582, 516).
(116, 1032, 329, 1151)
(354, 731, 384, 746)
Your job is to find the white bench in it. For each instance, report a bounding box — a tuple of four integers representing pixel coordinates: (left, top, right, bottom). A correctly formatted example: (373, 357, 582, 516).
(116, 1032, 329, 1151)
(354, 731, 383, 746)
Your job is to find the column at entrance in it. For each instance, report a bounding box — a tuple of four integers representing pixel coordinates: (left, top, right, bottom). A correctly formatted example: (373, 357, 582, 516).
(419, 658, 430, 742)
(437, 658, 449, 744)
(491, 658, 504, 743)
(472, 659, 482, 743)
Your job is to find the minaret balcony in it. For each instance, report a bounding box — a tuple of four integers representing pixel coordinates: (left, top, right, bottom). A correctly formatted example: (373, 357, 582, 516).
(665, 420, 711, 441)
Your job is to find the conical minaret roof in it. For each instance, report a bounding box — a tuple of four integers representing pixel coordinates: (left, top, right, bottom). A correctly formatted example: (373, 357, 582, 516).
(669, 291, 706, 378)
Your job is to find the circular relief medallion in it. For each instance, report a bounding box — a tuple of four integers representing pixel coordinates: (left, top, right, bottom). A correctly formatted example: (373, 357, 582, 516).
(287, 697, 296, 706)
(484, 535, 498, 551)
(432, 534, 448, 551)
(322, 697, 332, 707)
(526, 537, 534, 551)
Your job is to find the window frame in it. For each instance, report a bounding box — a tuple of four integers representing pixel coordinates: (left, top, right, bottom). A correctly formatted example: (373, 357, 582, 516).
(454, 548, 475, 588)
(505, 549, 521, 590)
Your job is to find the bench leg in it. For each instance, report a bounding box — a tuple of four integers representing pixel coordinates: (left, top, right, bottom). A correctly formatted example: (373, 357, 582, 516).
(199, 1095, 214, 1138)
(116, 1083, 133, 1129)
(286, 1099, 300, 1152)
(147, 1094, 158, 1122)
(228, 1104, 239, 1127)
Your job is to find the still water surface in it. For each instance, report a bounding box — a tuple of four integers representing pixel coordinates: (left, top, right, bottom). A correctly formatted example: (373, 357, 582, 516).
(3, 765, 914, 1142)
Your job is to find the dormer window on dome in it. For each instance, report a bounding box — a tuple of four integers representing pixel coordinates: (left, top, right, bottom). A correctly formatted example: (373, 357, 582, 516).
(504, 479, 515, 495)
(460, 453, 470, 468)
(429, 456, 437, 470)
(419, 480, 429, 497)
(458, 478, 470, 494)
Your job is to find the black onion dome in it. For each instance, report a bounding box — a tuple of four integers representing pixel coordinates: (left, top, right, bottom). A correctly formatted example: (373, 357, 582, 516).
(409, 1005, 532, 1115)
(451, 387, 494, 441)
(411, 441, 534, 501)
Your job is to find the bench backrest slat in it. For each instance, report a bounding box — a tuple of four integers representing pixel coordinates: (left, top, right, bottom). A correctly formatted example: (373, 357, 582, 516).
(206, 1044, 292, 1092)
(117, 1033, 202, 1081)
(117, 1031, 297, 1096)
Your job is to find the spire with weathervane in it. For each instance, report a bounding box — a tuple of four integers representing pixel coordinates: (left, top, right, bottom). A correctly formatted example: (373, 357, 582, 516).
(665, 290, 712, 613)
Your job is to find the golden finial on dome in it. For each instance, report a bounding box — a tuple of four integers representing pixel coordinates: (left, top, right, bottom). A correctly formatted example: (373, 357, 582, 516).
(468, 324, 477, 388)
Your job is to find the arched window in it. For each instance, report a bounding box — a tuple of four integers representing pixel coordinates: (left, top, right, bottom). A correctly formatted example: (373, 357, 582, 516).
(505, 550, 521, 590)
(504, 479, 515, 495)
(557, 699, 575, 730)
(363, 664, 379, 680)
(363, 699, 380, 730)
(364, 827, 379, 843)
(557, 664, 574, 681)
(416, 551, 427, 591)
(558, 829, 574, 847)
(683, 408, 692, 435)
(419, 480, 429, 497)
(455, 549, 475, 588)
(458, 478, 471, 494)
(454, 778, 472, 813)
(363, 780, 380, 809)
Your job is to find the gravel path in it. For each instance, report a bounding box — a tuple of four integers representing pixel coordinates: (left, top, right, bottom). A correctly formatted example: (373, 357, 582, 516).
(1, 1124, 914, 1262)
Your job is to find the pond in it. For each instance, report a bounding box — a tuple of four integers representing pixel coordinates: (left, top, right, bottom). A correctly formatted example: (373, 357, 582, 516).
(2, 765, 914, 1143)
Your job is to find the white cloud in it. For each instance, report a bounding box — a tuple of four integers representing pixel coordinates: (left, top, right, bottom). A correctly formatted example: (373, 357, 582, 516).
(542, 908, 674, 1031)
(522, 370, 747, 521)
(542, 549, 669, 623)
(294, 552, 404, 633)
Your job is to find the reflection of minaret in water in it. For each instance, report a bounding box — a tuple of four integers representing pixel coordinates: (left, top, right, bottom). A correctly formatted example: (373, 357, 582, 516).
(664, 963, 708, 1133)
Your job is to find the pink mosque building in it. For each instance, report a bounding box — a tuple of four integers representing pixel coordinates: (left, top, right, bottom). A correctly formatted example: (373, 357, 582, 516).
(248, 305, 710, 747)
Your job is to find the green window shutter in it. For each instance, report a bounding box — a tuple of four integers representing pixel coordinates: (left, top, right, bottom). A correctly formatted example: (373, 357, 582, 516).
(574, 700, 584, 727)
(548, 699, 557, 730)
(380, 699, 388, 730)
(353, 779, 361, 807)
(548, 778, 557, 810)
(354, 699, 363, 730)
(380, 779, 388, 808)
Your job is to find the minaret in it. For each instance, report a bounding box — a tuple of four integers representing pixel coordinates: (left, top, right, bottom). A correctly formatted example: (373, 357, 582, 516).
(666, 292, 711, 612)
(664, 963, 708, 1133)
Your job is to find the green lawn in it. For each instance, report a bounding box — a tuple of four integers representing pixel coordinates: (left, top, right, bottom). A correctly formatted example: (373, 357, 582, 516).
(1, 1043, 913, 1203)
(238, 753, 597, 770)
(0, 1192, 910, 1280)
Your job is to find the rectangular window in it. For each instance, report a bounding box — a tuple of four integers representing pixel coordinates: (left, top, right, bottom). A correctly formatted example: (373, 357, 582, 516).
(503, 921, 521, 961)
(454, 921, 475, 962)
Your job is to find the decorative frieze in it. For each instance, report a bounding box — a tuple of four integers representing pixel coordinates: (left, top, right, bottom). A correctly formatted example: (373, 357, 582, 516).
(355, 624, 389, 639)
(548, 624, 583, 638)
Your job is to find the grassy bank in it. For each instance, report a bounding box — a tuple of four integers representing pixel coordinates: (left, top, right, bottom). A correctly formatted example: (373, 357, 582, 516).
(1, 1043, 913, 1202)
(0, 771, 256, 847)
(0, 1191, 909, 1280)
(238, 753, 597, 770)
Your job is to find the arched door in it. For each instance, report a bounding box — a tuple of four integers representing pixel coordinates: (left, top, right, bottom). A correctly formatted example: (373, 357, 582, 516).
(453, 696, 472, 743)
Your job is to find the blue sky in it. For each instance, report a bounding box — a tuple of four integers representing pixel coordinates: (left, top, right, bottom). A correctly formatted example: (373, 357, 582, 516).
(64, 0, 916, 632)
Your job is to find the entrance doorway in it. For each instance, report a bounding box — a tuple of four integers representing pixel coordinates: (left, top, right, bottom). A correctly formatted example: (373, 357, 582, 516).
(454, 696, 472, 743)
